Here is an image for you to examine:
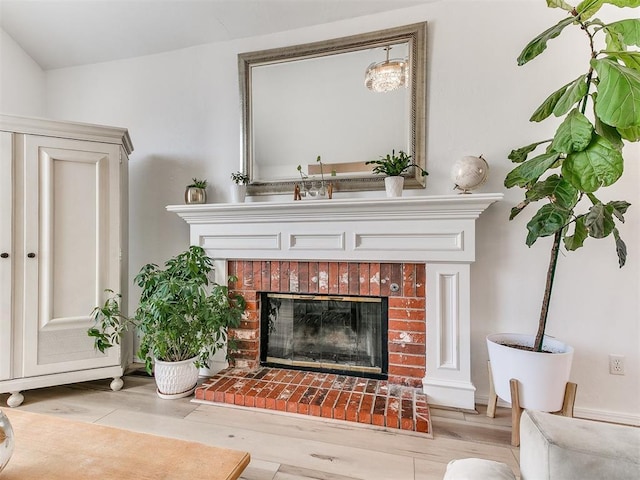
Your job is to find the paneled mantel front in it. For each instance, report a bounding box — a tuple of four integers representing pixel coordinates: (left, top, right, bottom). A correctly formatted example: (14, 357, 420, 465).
(168, 194, 502, 409)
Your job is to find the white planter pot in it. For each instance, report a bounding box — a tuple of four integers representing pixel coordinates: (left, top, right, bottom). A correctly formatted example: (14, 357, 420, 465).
(230, 184, 247, 203)
(487, 333, 574, 412)
(384, 176, 404, 197)
(153, 357, 199, 399)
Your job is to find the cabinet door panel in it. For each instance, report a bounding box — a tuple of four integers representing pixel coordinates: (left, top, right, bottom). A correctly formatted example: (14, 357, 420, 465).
(0, 132, 13, 381)
(21, 136, 121, 377)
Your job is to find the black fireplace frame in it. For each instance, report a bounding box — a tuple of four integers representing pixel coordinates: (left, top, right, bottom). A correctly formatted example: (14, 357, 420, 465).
(259, 292, 389, 380)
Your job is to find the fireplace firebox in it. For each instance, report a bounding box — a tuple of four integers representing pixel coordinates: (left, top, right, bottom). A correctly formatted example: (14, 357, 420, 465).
(260, 293, 388, 378)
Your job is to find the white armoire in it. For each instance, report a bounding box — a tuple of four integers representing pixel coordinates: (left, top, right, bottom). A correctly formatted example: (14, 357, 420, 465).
(0, 114, 132, 407)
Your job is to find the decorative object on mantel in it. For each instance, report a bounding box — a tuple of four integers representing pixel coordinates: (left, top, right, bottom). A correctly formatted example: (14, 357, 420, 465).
(451, 155, 489, 194)
(365, 46, 409, 93)
(488, 0, 638, 425)
(365, 150, 428, 197)
(0, 408, 14, 473)
(88, 246, 246, 399)
(295, 156, 332, 200)
(230, 171, 249, 203)
(184, 177, 207, 204)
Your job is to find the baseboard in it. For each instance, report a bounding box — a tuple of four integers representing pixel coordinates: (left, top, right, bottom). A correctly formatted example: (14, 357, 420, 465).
(572, 407, 640, 427)
(475, 394, 640, 426)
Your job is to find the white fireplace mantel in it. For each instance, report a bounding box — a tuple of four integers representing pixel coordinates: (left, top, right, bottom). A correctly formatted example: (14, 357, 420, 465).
(168, 193, 502, 409)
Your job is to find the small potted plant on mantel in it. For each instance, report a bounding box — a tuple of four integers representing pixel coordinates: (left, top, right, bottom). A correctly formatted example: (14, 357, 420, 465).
(88, 246, 246, 399)
(366, 150, 428, 197)
(230, 171, 250, 203)
(488, 0, 639, 412)
(185, 178, 207, 204)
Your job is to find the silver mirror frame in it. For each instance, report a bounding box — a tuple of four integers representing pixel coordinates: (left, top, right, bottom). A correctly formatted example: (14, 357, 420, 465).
(239, 22, 428, 196)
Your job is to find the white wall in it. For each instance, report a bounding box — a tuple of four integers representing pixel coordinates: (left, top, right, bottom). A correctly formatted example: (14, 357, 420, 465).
(41, 1, 638, 423)
(0, 28, 45, 116)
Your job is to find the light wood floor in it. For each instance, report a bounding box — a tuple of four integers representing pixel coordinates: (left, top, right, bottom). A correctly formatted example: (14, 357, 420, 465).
(1, 375, 520, 479)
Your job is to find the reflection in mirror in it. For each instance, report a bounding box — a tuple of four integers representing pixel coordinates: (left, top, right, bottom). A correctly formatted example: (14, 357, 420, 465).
(239, 22, 427, 195)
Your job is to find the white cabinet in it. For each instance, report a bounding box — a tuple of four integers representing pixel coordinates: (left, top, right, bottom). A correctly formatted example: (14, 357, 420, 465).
(0, 115, 132, 407)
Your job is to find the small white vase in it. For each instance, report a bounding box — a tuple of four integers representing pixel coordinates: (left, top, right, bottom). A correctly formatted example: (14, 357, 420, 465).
(487, 333, 574, 412)
(230, 184, 247, 203)
(384, 176, 404, 197)
(153, 357, 199, 399)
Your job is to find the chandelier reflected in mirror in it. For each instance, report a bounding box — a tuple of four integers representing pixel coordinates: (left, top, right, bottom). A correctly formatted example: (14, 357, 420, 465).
(364, 46, 409, 93)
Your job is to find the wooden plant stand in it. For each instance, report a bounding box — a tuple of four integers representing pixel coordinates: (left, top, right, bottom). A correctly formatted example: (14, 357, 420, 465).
(486, 361, 577, 447)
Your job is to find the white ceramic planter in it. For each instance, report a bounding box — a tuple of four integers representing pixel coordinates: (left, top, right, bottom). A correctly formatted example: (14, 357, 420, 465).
(487, 333, 574, 412)
(384, 176, 404, 197)
(230, 184, 247, 203)
(153, 357, 199, 399)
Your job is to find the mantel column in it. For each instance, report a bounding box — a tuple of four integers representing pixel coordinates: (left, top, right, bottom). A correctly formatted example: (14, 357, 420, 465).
(424, 263, 475, 410)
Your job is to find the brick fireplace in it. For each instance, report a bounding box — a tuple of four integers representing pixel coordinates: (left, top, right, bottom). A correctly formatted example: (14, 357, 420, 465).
(227, 260, 426, 387)
(168, 194, 501, 409)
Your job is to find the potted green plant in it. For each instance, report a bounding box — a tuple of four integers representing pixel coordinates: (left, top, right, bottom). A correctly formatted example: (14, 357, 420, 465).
(88, 246, 246, 399)
(488, 0, 638, 411)
(185, 178, 207, 204)
(365, 150, 428, 197)
(230, 171, 249, 203)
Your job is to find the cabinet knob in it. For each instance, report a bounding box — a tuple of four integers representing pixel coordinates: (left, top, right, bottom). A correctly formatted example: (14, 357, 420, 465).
(27, 252, 36, 258)
(0, 253, 8, 259)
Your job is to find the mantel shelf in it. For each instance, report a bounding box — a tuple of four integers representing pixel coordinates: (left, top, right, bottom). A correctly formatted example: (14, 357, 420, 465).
(167, 193, 503, 225)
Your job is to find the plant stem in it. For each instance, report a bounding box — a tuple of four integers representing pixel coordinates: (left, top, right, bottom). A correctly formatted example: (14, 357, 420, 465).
(534, 229, 562, 352)
(579, 18, 596, 115)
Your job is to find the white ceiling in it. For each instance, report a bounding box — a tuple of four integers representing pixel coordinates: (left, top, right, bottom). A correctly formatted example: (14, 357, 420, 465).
(0, 0, 432, 70)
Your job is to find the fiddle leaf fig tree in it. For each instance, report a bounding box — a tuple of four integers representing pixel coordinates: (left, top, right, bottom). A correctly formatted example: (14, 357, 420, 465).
(506, 0, 639, 352)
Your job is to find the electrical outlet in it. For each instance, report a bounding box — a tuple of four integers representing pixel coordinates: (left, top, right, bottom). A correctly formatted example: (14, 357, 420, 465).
(609, 354, 625, 375)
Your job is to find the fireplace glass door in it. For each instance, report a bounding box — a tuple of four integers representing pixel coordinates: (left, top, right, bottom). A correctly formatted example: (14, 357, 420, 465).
(261, 293, 387, 377)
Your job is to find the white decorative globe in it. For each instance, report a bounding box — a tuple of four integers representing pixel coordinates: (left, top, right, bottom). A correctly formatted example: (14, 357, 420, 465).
(451, 155, 489, 193)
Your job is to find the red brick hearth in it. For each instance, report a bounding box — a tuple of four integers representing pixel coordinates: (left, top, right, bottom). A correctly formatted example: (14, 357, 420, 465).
(195, 261, 429, 432)
(226, 260, 427, 387)
(195, 367, 431, 435)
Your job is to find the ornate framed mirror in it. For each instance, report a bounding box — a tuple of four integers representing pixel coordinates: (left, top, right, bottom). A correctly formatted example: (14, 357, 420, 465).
(239, 22, 427, 195)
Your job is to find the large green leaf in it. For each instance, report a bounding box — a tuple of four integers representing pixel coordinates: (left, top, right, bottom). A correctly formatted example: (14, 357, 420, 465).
(562, 135, 624, 191)
(508, 141, 549, 163)
(530, 82, 570, 122)
(518, 16, 576, 66)
(526, 203, 571, 246)
(585, 202, 616, 237)
(608, 200, 631, 221)
(564, 215, 589, 250)
(576, 0, 604, 19)
(547, 0, 574, 9)
(505, 152, 561, 188)
(551, 109, 594, 153)
(525, 174, 579, 208)
(613, 227, 628, 268)
(606, 30, 627, 51)
(606, 51, 640, 72)
(594, 115, 624, 149)
(592, 57, 640, 128)
(618, 124, 640, 140)
(553, 75, 589, 116)
(605, 0, 640, 8)
(605, 19, 640, 47)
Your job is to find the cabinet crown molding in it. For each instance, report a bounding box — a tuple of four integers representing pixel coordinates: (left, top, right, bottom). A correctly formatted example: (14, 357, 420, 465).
(0, 114, 133, 154)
